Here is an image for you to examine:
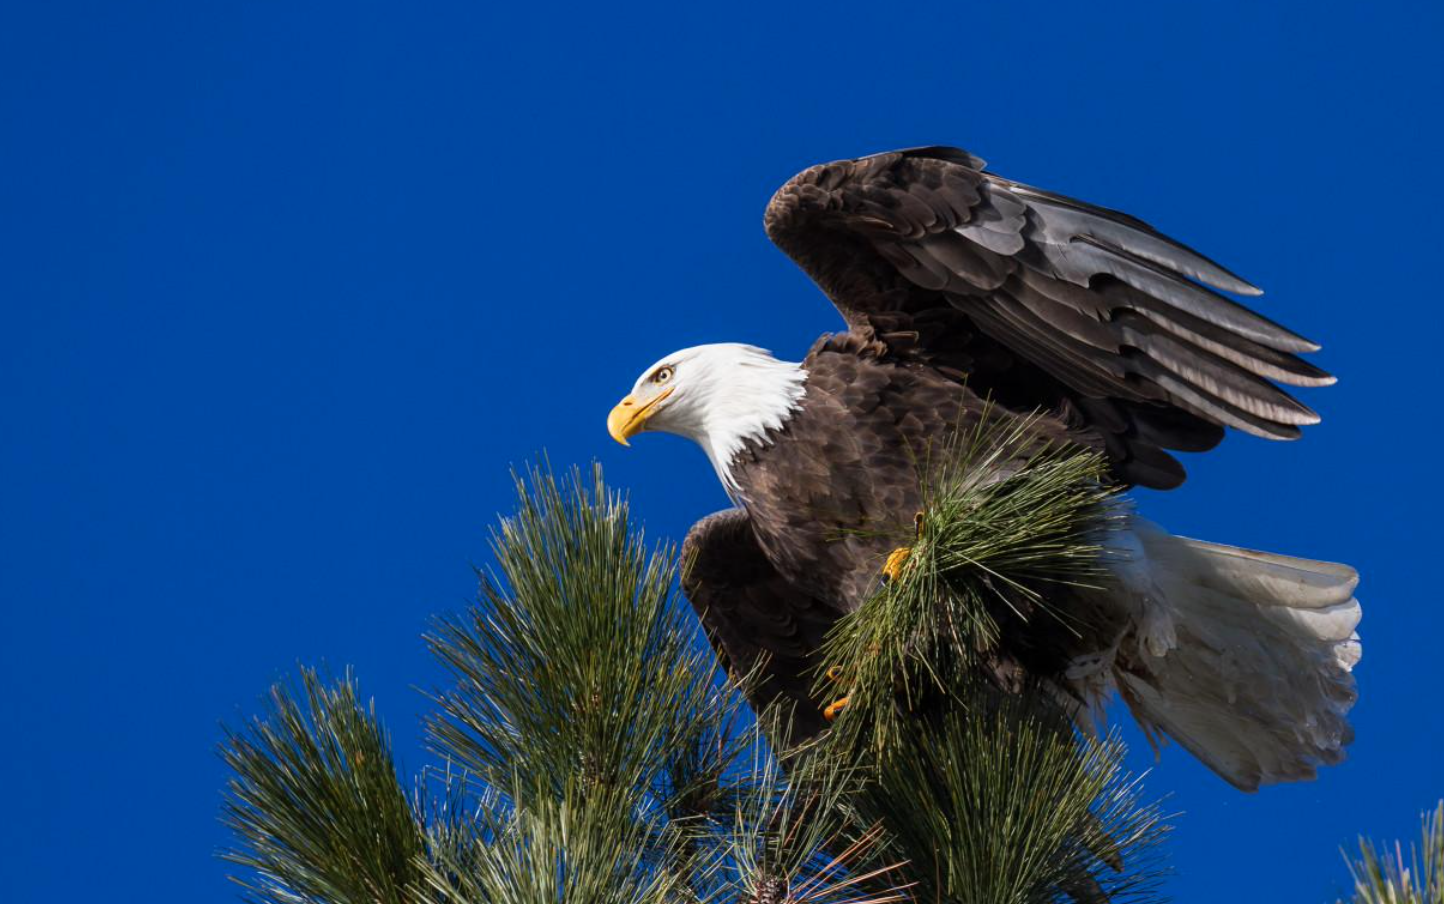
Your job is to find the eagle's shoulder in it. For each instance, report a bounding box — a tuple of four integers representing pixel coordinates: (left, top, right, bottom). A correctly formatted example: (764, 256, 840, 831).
(802, 331, 890, 364)
(800, 330, 977, 415)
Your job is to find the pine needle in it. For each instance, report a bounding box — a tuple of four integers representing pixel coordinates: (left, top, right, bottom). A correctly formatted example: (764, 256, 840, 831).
(819, 411, 1126, 752)
(220, 668, 426, 904)
(1340, 801, 1444, 904)
(802, 414, 1168, 902)
(219, 457, 1169, 904)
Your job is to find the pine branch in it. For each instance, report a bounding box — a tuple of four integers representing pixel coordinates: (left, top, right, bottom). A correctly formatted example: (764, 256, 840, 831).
(220, 456, 1170, 904)
(846, 681, 1167, 904)
(418, 463, 919, 903)
(1338, 801, 1444, 904)
(713, 724, 913, 904)
(819, 412, 1127, 753)
(425, 463, 731, 804)
(423, 463, 762, 901)
(417, 779, 686, 904)
(804, 416, 1168, 903)
(220, 668, 428, 904)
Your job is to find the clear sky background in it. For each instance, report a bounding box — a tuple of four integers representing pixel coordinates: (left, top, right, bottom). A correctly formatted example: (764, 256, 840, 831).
(3, 2, 1441, 900)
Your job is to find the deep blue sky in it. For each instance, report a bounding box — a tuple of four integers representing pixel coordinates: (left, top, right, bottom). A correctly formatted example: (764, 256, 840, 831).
(3, 2, 1441, 900)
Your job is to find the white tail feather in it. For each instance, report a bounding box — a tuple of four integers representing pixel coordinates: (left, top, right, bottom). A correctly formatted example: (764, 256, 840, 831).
(1101, 518, 1360, 791)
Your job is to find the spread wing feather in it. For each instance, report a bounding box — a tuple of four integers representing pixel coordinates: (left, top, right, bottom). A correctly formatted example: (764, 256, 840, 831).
(764, 147, 1333, 488)
(682, 509, 835, 739)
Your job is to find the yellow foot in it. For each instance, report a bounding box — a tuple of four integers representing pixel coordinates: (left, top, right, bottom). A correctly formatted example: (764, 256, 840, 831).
(824, 665, 845, 683)
(882, 546, 912, 583)
(823, 695, 850, 721)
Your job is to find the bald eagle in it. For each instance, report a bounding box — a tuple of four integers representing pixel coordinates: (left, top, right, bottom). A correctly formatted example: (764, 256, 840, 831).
(607, 146, 1359, 791)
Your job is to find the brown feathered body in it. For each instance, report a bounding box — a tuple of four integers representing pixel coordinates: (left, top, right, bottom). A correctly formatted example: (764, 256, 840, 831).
(685, 333, 1084, 738)
(660, 147, 1360, 788)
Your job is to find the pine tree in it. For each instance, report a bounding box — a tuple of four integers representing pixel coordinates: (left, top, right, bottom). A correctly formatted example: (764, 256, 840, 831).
(220, 451, 1175, 904)
(1337, 802, 1444, 904)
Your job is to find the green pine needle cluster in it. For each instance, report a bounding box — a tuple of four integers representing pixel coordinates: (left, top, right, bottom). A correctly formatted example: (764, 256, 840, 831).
(848, 685, 1167, 903)
(222, 442, 1166, 903)
(221, 668, 427, 904)
(219, 453, 1162, 904)
(424, 464, 727, 805)
(221, 464, 907, 904)
(217, 430, 1421, 904)
(819, 413, 1126, 752)
(1338, 802, 1444, 904)
(791, 415, 1168, 902)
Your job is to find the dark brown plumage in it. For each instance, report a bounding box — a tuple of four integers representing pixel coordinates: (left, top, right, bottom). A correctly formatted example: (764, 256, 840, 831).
(764, 146, 1331, 489)
(684, 334, 1075, 732)
(655, 146, 1355, 785)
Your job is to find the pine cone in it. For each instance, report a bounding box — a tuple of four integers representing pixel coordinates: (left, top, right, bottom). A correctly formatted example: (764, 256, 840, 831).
(748, 875, 788, 904)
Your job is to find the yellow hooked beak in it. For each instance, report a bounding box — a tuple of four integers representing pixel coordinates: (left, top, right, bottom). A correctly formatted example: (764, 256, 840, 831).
(607, 387, 673, 446)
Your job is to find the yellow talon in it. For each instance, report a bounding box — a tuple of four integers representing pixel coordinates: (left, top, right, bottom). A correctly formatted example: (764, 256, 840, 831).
(823, 695, 850, 721)
(825, 665, 844, 683)
(882, 546, 912, 583)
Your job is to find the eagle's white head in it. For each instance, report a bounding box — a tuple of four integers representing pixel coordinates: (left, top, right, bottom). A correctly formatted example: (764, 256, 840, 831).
(608, 343, 807, 495)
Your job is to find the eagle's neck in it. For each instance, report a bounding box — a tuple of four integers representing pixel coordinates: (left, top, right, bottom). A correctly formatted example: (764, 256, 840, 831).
(692, 357, 807, 498)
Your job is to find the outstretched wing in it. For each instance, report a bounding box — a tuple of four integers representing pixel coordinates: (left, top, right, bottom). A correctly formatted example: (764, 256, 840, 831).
(765, 146, 1334, 488)
(682, 509, 839, 740)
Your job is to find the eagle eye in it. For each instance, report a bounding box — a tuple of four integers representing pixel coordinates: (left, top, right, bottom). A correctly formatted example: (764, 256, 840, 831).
(652, 366, 674, 385)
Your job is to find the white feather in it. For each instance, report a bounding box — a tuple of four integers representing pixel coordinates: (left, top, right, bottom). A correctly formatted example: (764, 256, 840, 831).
(627, 344, 807, 498)
(1092, 517, 1361, 791)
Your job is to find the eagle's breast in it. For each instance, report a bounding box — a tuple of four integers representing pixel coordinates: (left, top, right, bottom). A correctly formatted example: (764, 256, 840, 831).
(728, 336, 982, 609)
